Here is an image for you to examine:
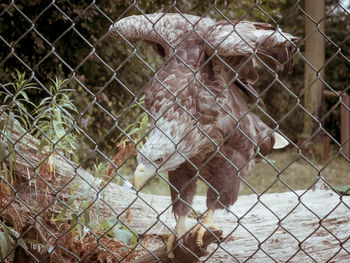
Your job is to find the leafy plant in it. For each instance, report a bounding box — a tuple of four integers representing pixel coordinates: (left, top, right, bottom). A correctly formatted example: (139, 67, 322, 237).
(92, 162, 108, 179)
(33, 77, 80, 161)
(0, 71, 37, 194)
(0, 71, 37, 135)
(120, 96, 150, 150)
(101, 219, 137, 247)
(54, 182, 94, 241)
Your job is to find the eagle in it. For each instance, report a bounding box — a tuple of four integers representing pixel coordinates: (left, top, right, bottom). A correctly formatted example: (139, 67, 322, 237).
(110, 13, 297, 258)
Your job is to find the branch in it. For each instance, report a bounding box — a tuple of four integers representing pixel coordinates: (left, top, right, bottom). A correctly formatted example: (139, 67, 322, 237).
(132, 228, 223, 263)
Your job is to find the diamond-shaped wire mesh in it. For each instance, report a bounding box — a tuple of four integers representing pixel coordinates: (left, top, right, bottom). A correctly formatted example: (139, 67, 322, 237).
(1, 1, 349, 262)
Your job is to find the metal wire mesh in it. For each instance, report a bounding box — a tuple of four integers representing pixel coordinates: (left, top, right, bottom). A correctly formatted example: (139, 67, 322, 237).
(1, 1, 349, 262)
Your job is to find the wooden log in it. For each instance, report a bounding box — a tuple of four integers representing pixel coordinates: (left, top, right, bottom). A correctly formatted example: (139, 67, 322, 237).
(1, 113, 350, 262)
(132, 228, 223, 263)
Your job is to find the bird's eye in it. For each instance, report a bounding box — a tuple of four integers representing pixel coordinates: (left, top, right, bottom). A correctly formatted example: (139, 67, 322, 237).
(154, 158, 163, 165)
(156, 44, 165, 57)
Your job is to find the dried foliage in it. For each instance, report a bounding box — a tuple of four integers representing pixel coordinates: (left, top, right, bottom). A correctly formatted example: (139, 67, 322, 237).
(106, 140, 136, 187)
(0, 75, 141, 262)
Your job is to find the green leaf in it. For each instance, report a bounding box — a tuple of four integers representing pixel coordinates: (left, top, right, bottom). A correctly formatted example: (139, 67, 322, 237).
(82, 200, 91, 226)
(334, 185, 350, 195)
(93, 201, 101, 224)
(83, 211, 90, 226)
(20, 85, 39, 92)
(19, 90, 29, 102)
(53, 108, 62, 121)
(37, 107, 53, 118)
(67, 138, 78, 150)
(102, 219, 117, 238)
(101, 220, 111, 232)
(8, 112, 15, 130)
(0, 119, 7, 131)
(127, 128, 139, 137)
(3, 94, 12, 103)
(59, 93, 71, 102)
(112, 227, 134, 245)
(138, 114, 149, 139)
(101, 219, 137, 246)
(0, 140, 7, 159)
(37, 97, 52, 108)
(53, 120, 65, 138)
(0, 224, 29, 260)
(15, 117, 28, 132)
(55, 193, 79, 221)
(118, 123, 134, 138)
(0, 231, 12, 259)
(61, 102, 78, 112)
(70, 184, 80, 195)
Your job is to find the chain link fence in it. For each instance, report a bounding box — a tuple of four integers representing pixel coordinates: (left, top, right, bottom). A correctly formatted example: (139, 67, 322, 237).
(1, 1, 350, 262)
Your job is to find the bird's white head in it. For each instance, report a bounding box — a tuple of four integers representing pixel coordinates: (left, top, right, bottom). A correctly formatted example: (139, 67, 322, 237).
(133, 119, 197, 189)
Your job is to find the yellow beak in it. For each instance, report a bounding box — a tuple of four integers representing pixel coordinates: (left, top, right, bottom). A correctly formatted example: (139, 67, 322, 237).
(133, 163, 156, 190)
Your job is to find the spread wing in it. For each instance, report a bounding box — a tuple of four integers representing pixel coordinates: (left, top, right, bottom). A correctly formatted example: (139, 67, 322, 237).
(206, 20, 298, 84)
(109, 13, 215, 57)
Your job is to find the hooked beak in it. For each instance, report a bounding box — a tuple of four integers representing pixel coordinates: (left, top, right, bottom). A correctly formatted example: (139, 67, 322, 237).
(272, 132, 289, 149)
(133, 163, 156, 190)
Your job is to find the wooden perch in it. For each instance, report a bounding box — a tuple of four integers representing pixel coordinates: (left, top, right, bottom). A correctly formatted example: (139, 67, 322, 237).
(132, 228, 223, 263)
(1, 114, 350, 262)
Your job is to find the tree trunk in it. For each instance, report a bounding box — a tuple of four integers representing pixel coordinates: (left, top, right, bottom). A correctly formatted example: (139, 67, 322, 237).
(303, 0, 325, 139)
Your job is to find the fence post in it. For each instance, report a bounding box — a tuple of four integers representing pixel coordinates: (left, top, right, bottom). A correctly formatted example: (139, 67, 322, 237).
(340, 93, 350, 158)
(303, 0, 325, 138)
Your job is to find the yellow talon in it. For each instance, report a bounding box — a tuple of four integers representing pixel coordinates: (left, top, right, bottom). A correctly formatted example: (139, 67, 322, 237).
(166, 215, 187, 259)
(190, 208, 221, 247)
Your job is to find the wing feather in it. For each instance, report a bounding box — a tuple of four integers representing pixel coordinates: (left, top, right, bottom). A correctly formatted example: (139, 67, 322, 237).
(109, 13, 215, 54)
(206, 20, 298, 83)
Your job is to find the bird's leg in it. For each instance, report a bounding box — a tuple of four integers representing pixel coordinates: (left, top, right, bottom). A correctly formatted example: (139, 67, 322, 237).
(190, 208, 222, 248)
(166, 215, 187, 259)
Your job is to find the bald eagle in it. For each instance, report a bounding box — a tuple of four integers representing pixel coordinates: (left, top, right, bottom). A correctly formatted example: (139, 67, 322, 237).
(110, 13, 297, 258)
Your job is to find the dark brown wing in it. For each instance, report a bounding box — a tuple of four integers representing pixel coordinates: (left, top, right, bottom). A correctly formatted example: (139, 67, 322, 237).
(206, 20, 298, 84)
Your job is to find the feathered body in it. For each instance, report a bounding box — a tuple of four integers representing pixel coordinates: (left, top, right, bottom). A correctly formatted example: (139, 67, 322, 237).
(141, 29, 274, 214)
(110, 13, 297, 246)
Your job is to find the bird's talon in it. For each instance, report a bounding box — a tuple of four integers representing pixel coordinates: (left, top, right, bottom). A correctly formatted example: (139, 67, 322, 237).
(166, 216, 187, 259)
(168, 251, 175, 259)
(191, 220, 221, 248)
(166, 233, 176, 259)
